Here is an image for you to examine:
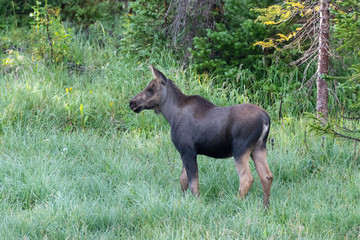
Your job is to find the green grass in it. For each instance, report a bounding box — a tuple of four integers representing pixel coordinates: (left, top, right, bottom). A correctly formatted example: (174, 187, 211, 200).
(1, 26, 359, 239)
(1, 121, 359, 239)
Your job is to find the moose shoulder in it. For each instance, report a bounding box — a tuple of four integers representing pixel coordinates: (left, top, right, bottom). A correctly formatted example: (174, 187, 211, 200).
(130, 65, 273, 207)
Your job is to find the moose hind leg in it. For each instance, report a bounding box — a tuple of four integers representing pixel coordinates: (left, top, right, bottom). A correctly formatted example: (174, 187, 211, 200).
(180, 166, 188, 192)
(251, 147, 273, 208)
(234, 151, 254, 198)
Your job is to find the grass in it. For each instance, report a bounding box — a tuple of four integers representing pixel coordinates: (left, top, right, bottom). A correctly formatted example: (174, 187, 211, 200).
(1, 121, 359, 239)
(1, 26, 360, 239)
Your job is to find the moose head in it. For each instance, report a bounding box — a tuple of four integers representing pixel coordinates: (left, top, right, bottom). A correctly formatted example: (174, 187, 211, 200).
(129, 65, 169, 114)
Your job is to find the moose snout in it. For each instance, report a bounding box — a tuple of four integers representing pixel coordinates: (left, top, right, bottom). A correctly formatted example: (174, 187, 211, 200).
(129, 99, 143, 113)
(129, 100, 137, 111)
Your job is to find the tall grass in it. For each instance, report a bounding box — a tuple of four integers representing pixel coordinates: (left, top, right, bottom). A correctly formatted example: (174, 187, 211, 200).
(1, 24, 359, 239)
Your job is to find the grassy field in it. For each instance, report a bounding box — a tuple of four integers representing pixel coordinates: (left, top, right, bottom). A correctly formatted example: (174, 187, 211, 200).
(1, 117, 359, 239)
(1, 30, 359, 239)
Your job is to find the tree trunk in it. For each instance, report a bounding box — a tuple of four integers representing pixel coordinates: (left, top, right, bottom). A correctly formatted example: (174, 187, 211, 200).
(316, 0, 330, 122)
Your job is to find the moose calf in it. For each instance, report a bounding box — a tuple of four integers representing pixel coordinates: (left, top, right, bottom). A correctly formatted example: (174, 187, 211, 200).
(130, 65, 273, 207)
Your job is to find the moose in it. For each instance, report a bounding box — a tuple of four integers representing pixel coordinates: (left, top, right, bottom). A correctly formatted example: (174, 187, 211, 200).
(130, 65, 273, 207)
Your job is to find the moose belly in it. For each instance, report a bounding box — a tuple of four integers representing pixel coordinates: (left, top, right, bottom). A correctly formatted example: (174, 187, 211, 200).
(196, 141, 233, 158)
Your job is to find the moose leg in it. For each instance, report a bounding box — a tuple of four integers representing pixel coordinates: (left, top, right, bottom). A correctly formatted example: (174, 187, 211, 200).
(234, 151, 254, 198)
(181, 153, 199, 196)
(180, 166, 188, 192)
(251, 147, 273, 208)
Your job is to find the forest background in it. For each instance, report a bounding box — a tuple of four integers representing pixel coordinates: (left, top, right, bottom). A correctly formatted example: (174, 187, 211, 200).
(0, 0, 359, 239)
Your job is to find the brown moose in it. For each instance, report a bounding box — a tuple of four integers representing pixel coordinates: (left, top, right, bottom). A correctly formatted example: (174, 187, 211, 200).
(130, 65, 273, 207)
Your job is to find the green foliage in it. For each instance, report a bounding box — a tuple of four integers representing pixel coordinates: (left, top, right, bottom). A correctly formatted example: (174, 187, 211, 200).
(190, 0, 273, 75)
(28, 1, 73, 63)
(306, 112, 360, 142)
(0, 0, 34, 27)
(0, 0, 123, 28)
(59, 0, 123, 25)
(120, 0, 167, 56)
(333, 0, 360, 52)
(332, 0, 360, 110)
(188, 0, 315, 114)
(304, 0, 360, 142)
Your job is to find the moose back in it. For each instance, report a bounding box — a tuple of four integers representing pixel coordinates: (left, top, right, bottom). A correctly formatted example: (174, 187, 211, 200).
(130, 65, 273, 207)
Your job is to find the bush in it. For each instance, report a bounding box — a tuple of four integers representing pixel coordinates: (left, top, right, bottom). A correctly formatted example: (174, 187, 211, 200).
(0, 0, 123, 28)
(189, 0, 274, 76)
(29, 2, 73, 63)
(59, 0, 123, 25)
(119, 0, 167, 56)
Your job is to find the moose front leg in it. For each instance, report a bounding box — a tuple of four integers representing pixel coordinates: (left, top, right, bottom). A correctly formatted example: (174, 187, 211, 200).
(180, 166, 188, 192)
(181, 153, 199, 196)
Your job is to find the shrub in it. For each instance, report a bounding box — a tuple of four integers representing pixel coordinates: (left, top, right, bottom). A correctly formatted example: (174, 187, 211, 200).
(119, 0, 167, 56)
(189, 0, 274, 77)
(29, 1, 73, 63)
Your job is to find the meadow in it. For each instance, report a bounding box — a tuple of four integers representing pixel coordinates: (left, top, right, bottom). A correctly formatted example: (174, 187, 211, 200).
(1, 29, 359, 239)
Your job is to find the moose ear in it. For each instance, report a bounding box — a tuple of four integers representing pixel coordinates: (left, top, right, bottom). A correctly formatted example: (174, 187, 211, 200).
(149, 64, 168, 85)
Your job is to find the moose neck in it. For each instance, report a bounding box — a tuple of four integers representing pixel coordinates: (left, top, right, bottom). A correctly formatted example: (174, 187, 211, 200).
(159, 80, 185, 126)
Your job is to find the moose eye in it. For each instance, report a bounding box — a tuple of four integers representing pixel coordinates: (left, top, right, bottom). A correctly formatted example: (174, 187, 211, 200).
(147, 87, 154, 96)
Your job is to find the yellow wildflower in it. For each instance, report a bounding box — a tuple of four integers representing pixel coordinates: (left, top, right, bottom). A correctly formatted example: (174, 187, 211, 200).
(80, 104, 84, 115)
